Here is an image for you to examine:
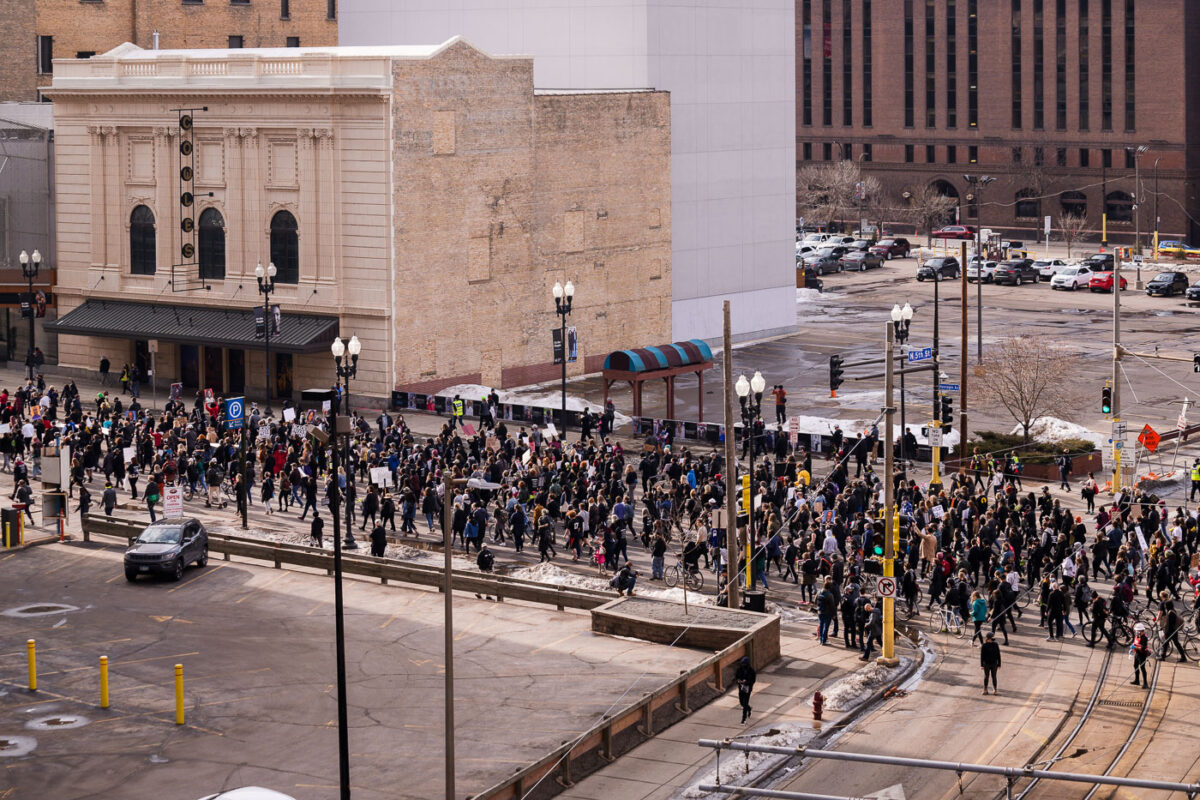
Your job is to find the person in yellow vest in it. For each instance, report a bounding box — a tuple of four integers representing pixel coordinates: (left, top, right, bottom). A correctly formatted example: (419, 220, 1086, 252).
(1190, 459, 1200, 501)
(450, 394, 465, 431)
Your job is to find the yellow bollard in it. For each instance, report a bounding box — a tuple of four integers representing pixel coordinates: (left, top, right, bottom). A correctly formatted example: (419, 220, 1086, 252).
(27, 640, 36, 692)
(99, 656, 110, 709)
(174, 664, 184, 725)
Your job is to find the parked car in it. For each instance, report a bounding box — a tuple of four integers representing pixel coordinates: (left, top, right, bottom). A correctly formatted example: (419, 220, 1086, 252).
(802, 232, 827, 245)
(966, 261, 998, 283)
(1034, 259, 1069, 281)
(870, 238, 912, 260)
(125, 518, 208, 582)
(1089, 271, 1129, 292)
(840, 250, 884, 271)
(1146, 271, 1191, 297)
(1185, 281, 1200, 306)
(993, 258, 1039, 285)
(1084, 253, 1115, 270)
(1049, 264, 1095, 290)
(803, 246, 847, 275)
(796, 264, 825, 292)
(796, 244, 817, 259)
(916, 256, 960, 281)
(931, 225, 977, 240)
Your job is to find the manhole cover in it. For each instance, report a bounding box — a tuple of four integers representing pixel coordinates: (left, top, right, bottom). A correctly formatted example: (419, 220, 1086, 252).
(26, 715, 88, 731)
(2, 603, 80, 618)
(0, 736, 37, 757)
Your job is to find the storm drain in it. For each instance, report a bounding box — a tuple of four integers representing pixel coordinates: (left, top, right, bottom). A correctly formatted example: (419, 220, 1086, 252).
(2, 603, 80, 618)
(1099, 699, 1144, 708)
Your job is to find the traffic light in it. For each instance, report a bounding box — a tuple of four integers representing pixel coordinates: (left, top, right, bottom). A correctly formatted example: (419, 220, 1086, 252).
(940, 395, 953, 426)
(872, 521, 884, 556)
(829, 355, 845, 397)
(1101, 385, 1112, 415)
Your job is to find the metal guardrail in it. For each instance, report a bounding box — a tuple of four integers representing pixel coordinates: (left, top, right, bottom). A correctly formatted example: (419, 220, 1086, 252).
(79, 515, 609, 611)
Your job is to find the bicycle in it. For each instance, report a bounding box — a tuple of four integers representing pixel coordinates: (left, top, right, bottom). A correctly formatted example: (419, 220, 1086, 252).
(928, 605, 964, 638)
(664, 555, 704, 592)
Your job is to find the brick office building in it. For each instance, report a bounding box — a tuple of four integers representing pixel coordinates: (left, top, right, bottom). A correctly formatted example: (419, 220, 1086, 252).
(44, 39, 671, 402)
(0, 0, 338, 102)
(798, 0, 1200, 244)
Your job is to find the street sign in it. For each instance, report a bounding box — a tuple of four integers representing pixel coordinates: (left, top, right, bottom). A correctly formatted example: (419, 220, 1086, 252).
(928, 428, 943, 447)
(907, 347, 933, 363)
(1114, 440, 1124, 450)
(937, 383, 960, 392)
(876, 576, 897, 598)
(1113, 421, 1127, 437)
(163, 485, 184, 519)
(1044, 215, 1051, 237)
(1179, 411, 1188, 431)
(1138, 424, 1161, 453)
(224, 396, 245, 430)
(788, 416, 800, 435)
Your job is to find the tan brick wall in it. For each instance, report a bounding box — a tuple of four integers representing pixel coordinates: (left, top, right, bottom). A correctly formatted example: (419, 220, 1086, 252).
(0, 0, 38, 101)
(390, 41, 672, 393)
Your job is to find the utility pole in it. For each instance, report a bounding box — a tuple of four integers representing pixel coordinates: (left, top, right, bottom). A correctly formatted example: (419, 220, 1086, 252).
(1110, 241, 1122, 495)
(722, 301, 740, 610)
(929, 275, 943, 495)
(441, 472, 467, 800)
(879, 321, 898, 666)
(960, 241, 969, 439)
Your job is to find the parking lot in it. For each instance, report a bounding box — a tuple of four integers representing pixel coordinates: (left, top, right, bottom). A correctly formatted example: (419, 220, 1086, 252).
(0, 542, 704, 800)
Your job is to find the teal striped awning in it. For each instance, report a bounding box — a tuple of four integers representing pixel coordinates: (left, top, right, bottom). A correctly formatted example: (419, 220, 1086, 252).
(602, 339, 713, 373)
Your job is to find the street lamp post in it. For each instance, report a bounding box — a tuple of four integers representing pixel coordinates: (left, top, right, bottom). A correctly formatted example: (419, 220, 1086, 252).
(735, 371, 766, 592)
(255, 261, 277, 416)
(324, 386, 351, 800)
(1153, 156, 1162, 258)
(1128, 145, 1150, 286)
(891, 303, 913, 468)
(18, 249, 40, 381)
(963, 175, 994, 365)
(552, 280, 575, 434)
(332, 335, 361, 554)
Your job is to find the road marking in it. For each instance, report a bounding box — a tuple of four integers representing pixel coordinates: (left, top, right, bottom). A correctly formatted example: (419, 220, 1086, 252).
(531, 631, 582, 655)
(0, 637, 133, 658)
(234, 571, 289, 604)
(166, 562, 228, 593)
(305, 601, 324, 616)
(453, 616, 482, 641)
(380, 611, 403, 629)
(39, 651, 201, 677)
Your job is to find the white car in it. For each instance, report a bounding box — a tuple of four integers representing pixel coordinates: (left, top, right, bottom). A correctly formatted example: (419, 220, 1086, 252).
(1034, 259, 1069, 281)
(965, 261, 997, 282)
(1050, 264, 1094, 290)
(796, 243, 817, 258)
(802, 232, 827, 245)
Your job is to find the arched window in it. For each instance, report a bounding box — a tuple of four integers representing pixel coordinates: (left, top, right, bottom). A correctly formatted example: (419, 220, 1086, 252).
(1105, 191, 1134, 223)
(198, 208, 225, 281)
(1060, 191, 1087, 218)
(129, 205, 156, 275)
(270, 210, 299, 284)
(1015, 189, 1041, 220)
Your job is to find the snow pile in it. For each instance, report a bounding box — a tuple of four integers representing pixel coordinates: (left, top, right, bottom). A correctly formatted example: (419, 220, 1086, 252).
(678, 723, 819, 799)
(767, 601, 817, 625)
(1011, 416, 1105, 447)
(439, 383, 632, 428)
(818, 657, 911, 711)
(510, 562, 714, 604)
(795, 288, 829, 304)
(213, 523, 479, 568)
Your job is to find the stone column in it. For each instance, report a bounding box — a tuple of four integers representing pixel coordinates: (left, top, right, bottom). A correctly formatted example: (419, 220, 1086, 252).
(101, 126, 119, 269)
(87, 125, 106, 268)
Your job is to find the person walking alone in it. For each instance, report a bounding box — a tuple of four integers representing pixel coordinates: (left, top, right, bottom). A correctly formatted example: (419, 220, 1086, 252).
(735, 656, 756, 724)
(980, 632, 1002, 695)
(970, 590, 988, 645)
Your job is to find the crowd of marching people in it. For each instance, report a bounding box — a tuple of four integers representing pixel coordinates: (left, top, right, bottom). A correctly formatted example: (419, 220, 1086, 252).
(4, 367, 1197, 683)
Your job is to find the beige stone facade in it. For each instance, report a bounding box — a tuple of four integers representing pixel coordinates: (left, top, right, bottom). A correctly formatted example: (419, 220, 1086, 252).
(46, 39, 671, 404)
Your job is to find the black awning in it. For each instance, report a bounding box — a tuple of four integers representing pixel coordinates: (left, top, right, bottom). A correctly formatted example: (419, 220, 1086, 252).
(47, 300, 339, 354)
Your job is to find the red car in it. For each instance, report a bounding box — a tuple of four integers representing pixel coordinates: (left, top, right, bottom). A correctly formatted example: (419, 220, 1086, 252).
(1088, 271, 1129, 292)
(931, 225, 977, 240)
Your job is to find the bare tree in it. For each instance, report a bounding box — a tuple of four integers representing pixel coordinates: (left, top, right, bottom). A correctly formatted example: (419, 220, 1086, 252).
(977, 336, 1080, 443)
(900, 183, 956, 246)
(1057, 211, 1089, 258)
(797, 161, 856, 230)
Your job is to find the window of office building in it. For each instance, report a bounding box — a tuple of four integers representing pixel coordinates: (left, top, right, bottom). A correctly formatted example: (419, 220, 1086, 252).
(198, 208, 226, 281)
(1057, 147, 1067, 167)
(327, 0, 336, 20)
(37, 36, 53, 75)
(1079, 0, 1089, 130)
(947, 145, 957, 164)
(802, 0, 813, 126)
(1105, 191, 1132, 222)
(1012, 146, 1023, 164)
(269, 210, 299, 283)
(926, 144, 936, 163)
(1060, 191, 1087, 218)
(946, 0, 957, 128)
(1055, 0, 1066, 129)
(968, 145, 978, 163)
(1101, 0, 1112, 130)
(904, 0, 914, 127)
(281, 0, 289, 17)
(803, 142, 813, 161)
(1034, 146, 1045, 166)
(843, 143, 853, 160)
(228, 35, 244, 48)
(862, 0, 872, 126)
(905, 144, 914, 163)
(129, 205, 156, 275)
(862, 143, 873, 161)
(1124, 0, 1134, 131)
(842, 0, 852, 126)
(1015, 190, 1040, 220)
(1011, 0, 1022, 128)
(1102, 148, 1112, 168)
(286, 37, 299, 47)
(823, 142, 833, 160)
(823, 0, 833, 126)
(1033, 0, 1044, 129)
(925, 0, 936, 127)
(1124, 149, 1135, 169)
(1080, 148, 1090, 167)
(967, 0, 978, 127)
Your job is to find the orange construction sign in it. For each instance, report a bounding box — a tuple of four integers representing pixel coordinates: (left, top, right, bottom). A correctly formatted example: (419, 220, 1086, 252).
(1138, 424, 1161, 453)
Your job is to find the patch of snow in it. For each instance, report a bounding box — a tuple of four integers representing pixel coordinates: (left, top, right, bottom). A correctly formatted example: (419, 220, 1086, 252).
(795, 288, 833, 304)
(211, 524, 479, 569)
(1011, 416, 1104, 447)
(678, 722, 821, 799)
(439, 383, 632, 428)
(817, 657, 911, 712)
(510, 562, 714, 605)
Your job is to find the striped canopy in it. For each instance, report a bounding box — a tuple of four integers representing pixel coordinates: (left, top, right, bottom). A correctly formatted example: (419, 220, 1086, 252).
(602, 339, 713, 373)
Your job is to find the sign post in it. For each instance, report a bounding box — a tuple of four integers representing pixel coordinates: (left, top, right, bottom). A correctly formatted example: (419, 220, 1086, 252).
(163, 485, 184, 520)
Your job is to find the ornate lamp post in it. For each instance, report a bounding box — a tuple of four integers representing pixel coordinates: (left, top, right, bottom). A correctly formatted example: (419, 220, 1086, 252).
(255, 261, 277, 415)
(552, 280, 575, 432)
(18, 249, 41, 381)
(735, 370, 766, 591)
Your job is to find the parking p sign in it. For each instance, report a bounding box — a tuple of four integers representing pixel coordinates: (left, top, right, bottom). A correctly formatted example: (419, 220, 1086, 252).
(225, 396, 245, 430)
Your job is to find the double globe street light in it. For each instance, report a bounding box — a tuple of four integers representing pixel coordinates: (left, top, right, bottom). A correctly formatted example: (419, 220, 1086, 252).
(735, 370, 766, 593)
(254, 261, 277, 415)
(891, 303, 914, 464)
(18, 249, 41, 381)
(552, 280, 575, 433)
